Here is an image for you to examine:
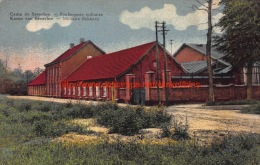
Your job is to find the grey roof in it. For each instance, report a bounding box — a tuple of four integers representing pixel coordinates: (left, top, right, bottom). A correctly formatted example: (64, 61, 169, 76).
(186, 44, 225, 59)
(181, 60, 232, 75)
(254, 62, 260, 67)
(181, 61, 209, 74)
(214, 66, 232, 75)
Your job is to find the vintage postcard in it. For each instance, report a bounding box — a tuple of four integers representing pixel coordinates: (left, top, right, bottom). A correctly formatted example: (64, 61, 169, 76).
(0, 0, 259, 164)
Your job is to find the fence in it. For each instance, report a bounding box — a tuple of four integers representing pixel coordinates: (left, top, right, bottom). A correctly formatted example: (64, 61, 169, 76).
(148, 84, 260, 103)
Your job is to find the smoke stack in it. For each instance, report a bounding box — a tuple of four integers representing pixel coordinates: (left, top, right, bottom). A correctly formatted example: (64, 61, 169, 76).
(80, 38, 85, 43)
(70, 43, 75, 48)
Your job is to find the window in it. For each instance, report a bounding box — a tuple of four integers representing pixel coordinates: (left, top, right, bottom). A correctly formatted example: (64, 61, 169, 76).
(78, 87, 81, 96)
(96, 86, 100, 97)
(64, 87, 66, 95)
(89, 87, 93, 96)
(83, 87, 87, 96)
(68, 88, 71, 95)
(102, 86, 107, 97)
(73, 87, 76, 95)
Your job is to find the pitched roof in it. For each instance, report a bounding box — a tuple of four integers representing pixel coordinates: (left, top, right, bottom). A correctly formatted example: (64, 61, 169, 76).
(214, 66, 232, 75)
(64, 42, 156, 82)
(186, 44, 225, 59)
(181, 61, 209, 74)
(173, 43, 225, 60)
(27, 71, 46, 86)
(181, 60, 232, 75)
(45, 40, 105, 66)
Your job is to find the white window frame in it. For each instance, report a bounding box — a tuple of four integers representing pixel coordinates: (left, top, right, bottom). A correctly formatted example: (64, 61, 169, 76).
(89, 86, 93, 96)
(96, 86, 100, 97)
(68, 88, 71, 95)
(78, 87, 81, 96)
(102, 86, 107, 97)
(83, 87, 87, 96)
(73, 87, 76, 95)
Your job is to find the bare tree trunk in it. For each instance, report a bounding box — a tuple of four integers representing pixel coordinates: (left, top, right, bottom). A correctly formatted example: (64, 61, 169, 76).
(206, 0, 215, 102)
(246, 63, 253, 100)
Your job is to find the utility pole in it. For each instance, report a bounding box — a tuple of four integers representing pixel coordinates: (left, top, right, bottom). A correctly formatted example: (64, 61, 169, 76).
(158, 21, 169, 106)
(155, 21, 161, 105)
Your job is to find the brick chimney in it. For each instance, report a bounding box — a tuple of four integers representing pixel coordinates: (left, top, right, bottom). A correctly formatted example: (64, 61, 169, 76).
(70, 43, 75, 48)
(80, 38, 85, 43)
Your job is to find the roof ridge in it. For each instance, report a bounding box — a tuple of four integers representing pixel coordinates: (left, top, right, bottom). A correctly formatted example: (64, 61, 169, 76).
(27, 70, 46, 86)
(83, 41, 156, 61)
(64, 41, 156, 82)
(45, 41, 87, 66)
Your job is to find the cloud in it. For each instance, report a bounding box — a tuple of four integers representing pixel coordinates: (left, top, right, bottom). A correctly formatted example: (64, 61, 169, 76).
(120, 1, 223, 33)
(26, 16, 72, 32)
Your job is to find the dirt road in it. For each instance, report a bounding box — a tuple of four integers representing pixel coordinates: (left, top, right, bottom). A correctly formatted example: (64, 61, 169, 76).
(167, 104, 260, 142)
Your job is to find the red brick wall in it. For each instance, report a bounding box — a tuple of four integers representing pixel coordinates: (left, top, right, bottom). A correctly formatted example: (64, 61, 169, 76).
(27, 85, 46, 96)
(175, 46, 207, 63)
(46, 43, 104, 97)
(149, 85, 260, 103)
(128, 46, 185, 85)
(46, 63, 60, 97)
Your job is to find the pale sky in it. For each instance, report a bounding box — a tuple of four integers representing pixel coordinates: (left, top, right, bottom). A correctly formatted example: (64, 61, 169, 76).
(0, 0, 223, 71)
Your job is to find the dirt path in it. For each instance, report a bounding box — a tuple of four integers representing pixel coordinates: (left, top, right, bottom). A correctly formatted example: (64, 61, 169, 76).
(6, 95, 129, 107)
(7, 96, 260, 135)
(167, 104, 260, 143)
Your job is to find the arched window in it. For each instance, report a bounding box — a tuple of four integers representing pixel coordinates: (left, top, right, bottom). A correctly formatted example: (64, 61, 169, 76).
(73, 87, 76, 95)
(83, 87, 87, 96)
(89, 86, 93, 96)
(96, 86, 100, 97)
(102, 86, 107, 97)
(78, 87, 81, 96)
(64, 87, 66, 95)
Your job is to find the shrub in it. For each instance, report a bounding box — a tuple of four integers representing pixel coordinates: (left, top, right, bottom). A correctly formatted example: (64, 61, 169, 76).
(33, 120, 90, 137)
(37, 102, 52, 112)
(17, 102, 32, 112)
(91, 101, 119, 117)
(97, 105, 171, 136)
(5, 99, 14, 107)
(66, 104, 93, 119)
(161, 115, 190, 140)
(65, 101, 73, 108)
(109, 109, 143, 135)
(20, 111, 50, 124)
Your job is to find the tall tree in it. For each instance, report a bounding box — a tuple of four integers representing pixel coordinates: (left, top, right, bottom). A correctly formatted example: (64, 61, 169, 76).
(214, 0, 260, 100)
(193, 0, 217, 102)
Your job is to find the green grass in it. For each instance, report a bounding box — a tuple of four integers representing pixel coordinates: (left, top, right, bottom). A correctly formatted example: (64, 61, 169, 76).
(241, 104, 260, 114)
(0, 96, 259, 164)
(1, 134, 259, 165)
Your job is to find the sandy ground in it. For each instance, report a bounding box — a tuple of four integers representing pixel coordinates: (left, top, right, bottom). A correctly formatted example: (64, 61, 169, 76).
(7, 96, 260, 144)
(166, 104, 260, 134)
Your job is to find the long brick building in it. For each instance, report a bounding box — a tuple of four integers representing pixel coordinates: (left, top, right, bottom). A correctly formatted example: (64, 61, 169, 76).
(28, 40, 260, 104)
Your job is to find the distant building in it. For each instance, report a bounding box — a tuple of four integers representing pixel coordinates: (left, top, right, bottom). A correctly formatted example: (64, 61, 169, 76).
(27, 71, 46, 96)
(173, 43, 244, 85)
(28, 39, 105, 97)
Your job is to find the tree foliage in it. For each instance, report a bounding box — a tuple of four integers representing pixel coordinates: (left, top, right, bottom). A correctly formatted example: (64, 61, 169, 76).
(214, 0, 260, 67)
(214, 0, 259, 99)
(0, 60, 43, 95)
